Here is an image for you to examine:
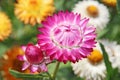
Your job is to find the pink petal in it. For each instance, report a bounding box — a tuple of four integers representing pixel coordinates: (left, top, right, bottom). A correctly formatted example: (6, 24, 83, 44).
(21, 46, 26, 52)
(39, 63, 48, 72)
(17, 55, 24, 61)
(44, 57, 52, 64)
(22, 61, 30, 71)
(17, 55, 26, 61)
(84, 26, 96, 35)
(82, 39, 96, 48)
(30, 65, 39, 73)
(79, 18, 89, 30)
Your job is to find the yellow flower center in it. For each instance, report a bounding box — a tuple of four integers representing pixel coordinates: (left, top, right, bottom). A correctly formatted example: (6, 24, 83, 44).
(102, 0, 116, 7)
(29, 0, 40, 10)
(87, 49, 103, 64)
(30, 0, 37, 5)
(87, 5, 99, 17)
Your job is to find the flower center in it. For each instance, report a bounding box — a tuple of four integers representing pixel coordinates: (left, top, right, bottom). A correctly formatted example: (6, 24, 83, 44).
(29, 0, 39, 10)
(87, 49, 103, 64)
(87, 5, 99, 17)
(29, 0, 38, 6)
(51, 24, 82, 49)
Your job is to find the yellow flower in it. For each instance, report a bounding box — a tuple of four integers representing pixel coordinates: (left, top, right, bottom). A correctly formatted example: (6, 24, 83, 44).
(102, 0, 116, 7)
(14, 0, 55, 26)
(0, 46, 24, 80)
(0, 12, 12, 41)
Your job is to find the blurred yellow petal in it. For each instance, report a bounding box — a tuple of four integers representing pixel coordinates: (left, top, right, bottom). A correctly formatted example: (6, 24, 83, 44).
(0, 12, 12, 41)
(102, 0, 116, 7)
(14, 0, 55, 26)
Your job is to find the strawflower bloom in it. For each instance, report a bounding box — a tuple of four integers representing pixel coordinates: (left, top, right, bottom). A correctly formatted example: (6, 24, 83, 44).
(71, 42, 106, 80)
(72, 0, 110, 33)
(37, 11, 96, 63)
(14, 0, 55, 26)
(102, 0, 116, 7)
(99, 40, 120, 72)
(0, 46, 24, 80)
(0, 12, 12, 41)
(18, 44, 51, 73)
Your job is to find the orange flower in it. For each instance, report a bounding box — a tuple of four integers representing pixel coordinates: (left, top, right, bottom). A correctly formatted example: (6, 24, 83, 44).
(14, 0, 55, 26)
(0, 46, 24, 80)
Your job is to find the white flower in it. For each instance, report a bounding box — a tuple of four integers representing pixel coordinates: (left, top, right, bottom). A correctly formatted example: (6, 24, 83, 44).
(71, 40, 120, 80)
(72, 0, 110, 33)
(71, 42, 106, 80)
(99, 40, 120, 72)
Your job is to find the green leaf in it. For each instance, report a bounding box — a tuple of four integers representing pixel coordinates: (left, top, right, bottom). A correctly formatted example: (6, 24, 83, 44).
(117, 0, 120, 16)
(9, 69, 49, 79)
(110, 68, 120, 80)
(99, 43, 120, 80)
(99, 43, 113, 80)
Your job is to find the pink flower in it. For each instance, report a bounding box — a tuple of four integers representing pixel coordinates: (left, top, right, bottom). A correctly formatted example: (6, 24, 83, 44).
(37, 11, 96, 63)
(18, 44, 51, 73)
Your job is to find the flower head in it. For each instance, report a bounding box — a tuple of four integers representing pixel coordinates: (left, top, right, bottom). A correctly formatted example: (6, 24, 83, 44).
(72, 0, 110, 33)
(14, 0, 55, 26)
(71, 42, 106, 80)
(72, 40, 120, 80)
(99, 40, 120, 72)
(0, 12, 12, 41)
(18, 44, 51, 73)
(37, 11, 96, 63)
(102, 0, 116, 7)
(0, 46, 24, 80)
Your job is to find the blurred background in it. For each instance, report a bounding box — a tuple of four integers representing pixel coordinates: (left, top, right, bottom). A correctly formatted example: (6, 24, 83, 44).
(0, 0, 120, 80)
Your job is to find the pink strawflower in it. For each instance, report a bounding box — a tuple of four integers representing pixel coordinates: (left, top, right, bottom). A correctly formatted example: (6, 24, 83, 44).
(37, 11, 96, 63)
(18, 44, 51, 73)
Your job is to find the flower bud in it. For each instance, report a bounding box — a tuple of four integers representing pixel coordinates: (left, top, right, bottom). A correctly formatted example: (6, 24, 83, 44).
(25, 44, 44, 64)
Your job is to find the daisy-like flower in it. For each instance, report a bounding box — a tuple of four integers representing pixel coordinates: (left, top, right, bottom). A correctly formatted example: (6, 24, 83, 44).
(72, 0, 110, 32)
(71, 40, 120, 80)
(0, 12, 12, 41)
(99, 40, 120, 72)
(102, 0, 116, 7)
(18, 44, 51, 73)
(0, 46, 24, 80)
(37, 11, 96, 63)
(71, 42, 106, 80)
(14, 0, 55, 26)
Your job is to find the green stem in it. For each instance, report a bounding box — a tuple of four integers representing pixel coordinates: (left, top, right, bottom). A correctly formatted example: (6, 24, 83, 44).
(52, 61, 60, 80)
